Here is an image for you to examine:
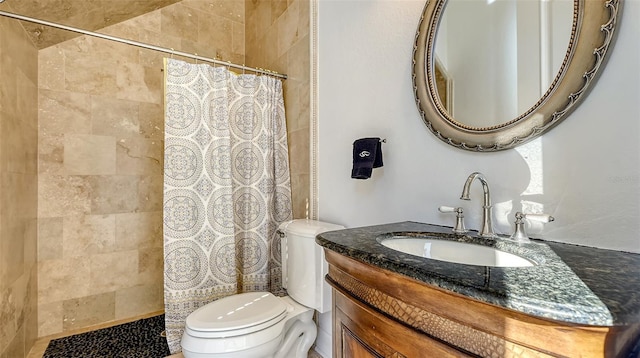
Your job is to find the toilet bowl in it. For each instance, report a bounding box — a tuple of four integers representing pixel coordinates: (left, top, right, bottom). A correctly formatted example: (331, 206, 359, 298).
(181, 219, 344, 358)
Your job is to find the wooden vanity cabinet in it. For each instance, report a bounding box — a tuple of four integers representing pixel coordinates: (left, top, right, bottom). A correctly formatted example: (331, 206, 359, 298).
(324, 250, 640, 358)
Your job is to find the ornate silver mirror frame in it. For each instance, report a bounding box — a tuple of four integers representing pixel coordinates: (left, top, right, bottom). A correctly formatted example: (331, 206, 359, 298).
(413, 0, 622, 151)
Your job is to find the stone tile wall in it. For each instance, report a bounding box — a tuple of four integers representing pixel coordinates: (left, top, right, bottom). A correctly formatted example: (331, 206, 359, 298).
(36, 0, 246, 337)
(0, 2, 39, 358)
(8, 0, 183, 49)
(245, 0, 311, 219)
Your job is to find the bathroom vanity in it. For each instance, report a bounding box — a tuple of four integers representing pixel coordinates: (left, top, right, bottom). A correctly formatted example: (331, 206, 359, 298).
(316, 222, 640, 358)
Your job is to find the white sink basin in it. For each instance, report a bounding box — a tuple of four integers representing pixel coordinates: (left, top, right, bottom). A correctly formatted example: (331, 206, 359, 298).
(380, 238, 535, 267)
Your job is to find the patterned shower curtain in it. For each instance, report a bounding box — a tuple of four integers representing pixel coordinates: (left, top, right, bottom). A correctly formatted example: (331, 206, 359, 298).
(162, 58, 293, 353)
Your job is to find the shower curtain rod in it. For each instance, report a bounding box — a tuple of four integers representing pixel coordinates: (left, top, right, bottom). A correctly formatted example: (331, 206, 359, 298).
(0, 9, 287, 79)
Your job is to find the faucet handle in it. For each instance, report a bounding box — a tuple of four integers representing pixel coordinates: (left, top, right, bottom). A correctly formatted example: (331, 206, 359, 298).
(438, 206, 467, 234)
(522, 213, 555, 223)
(509, 212, 555, 243)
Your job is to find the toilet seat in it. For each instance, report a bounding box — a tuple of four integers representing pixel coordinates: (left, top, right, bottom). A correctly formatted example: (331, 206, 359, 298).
(185, 292, 288, 338)
(182, 292, 293, 355)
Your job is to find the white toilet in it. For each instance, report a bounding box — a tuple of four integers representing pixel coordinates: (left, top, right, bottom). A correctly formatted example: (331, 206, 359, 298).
(181, 219, 344, 358)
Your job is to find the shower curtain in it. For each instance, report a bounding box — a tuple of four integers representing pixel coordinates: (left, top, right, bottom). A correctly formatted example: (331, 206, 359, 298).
(162, 58, 293, 353)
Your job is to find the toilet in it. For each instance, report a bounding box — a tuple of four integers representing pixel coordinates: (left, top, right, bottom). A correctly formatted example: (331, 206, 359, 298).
(181, 219, 345, 358)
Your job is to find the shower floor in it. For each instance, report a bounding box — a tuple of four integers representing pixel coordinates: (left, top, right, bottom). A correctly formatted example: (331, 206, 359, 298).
(31, 313, 169, 358)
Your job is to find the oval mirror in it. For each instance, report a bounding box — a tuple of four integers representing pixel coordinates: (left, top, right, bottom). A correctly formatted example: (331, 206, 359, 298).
(413, 0, 622, 151)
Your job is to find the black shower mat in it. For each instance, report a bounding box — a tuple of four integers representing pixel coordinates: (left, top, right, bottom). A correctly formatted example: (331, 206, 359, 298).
(43, 314, 171, 358)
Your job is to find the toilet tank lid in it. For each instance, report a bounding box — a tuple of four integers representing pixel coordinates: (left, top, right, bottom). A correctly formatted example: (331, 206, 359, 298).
(279, 219, 345, 237)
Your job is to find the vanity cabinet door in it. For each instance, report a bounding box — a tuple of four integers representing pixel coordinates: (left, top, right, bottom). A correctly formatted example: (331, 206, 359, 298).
(333, 288, 470, 358)
(341, 327, 385, 358)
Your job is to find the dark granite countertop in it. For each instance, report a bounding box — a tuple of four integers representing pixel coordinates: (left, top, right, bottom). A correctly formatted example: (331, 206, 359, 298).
(316, 221, 640, 327)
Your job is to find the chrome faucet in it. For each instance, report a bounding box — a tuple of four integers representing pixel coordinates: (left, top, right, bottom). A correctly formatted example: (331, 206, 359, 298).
(460, 172, 494, 238)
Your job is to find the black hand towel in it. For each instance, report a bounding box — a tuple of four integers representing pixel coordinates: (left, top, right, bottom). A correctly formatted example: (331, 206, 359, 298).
(351, 137, 384, 179)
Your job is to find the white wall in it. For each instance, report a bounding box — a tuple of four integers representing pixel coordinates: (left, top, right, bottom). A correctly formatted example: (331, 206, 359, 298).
(317, 0, 640, 253)
(446, 0, 518, 125)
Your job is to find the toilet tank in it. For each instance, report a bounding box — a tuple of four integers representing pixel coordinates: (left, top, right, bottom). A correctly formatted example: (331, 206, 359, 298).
(278, 219, 344, 314)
